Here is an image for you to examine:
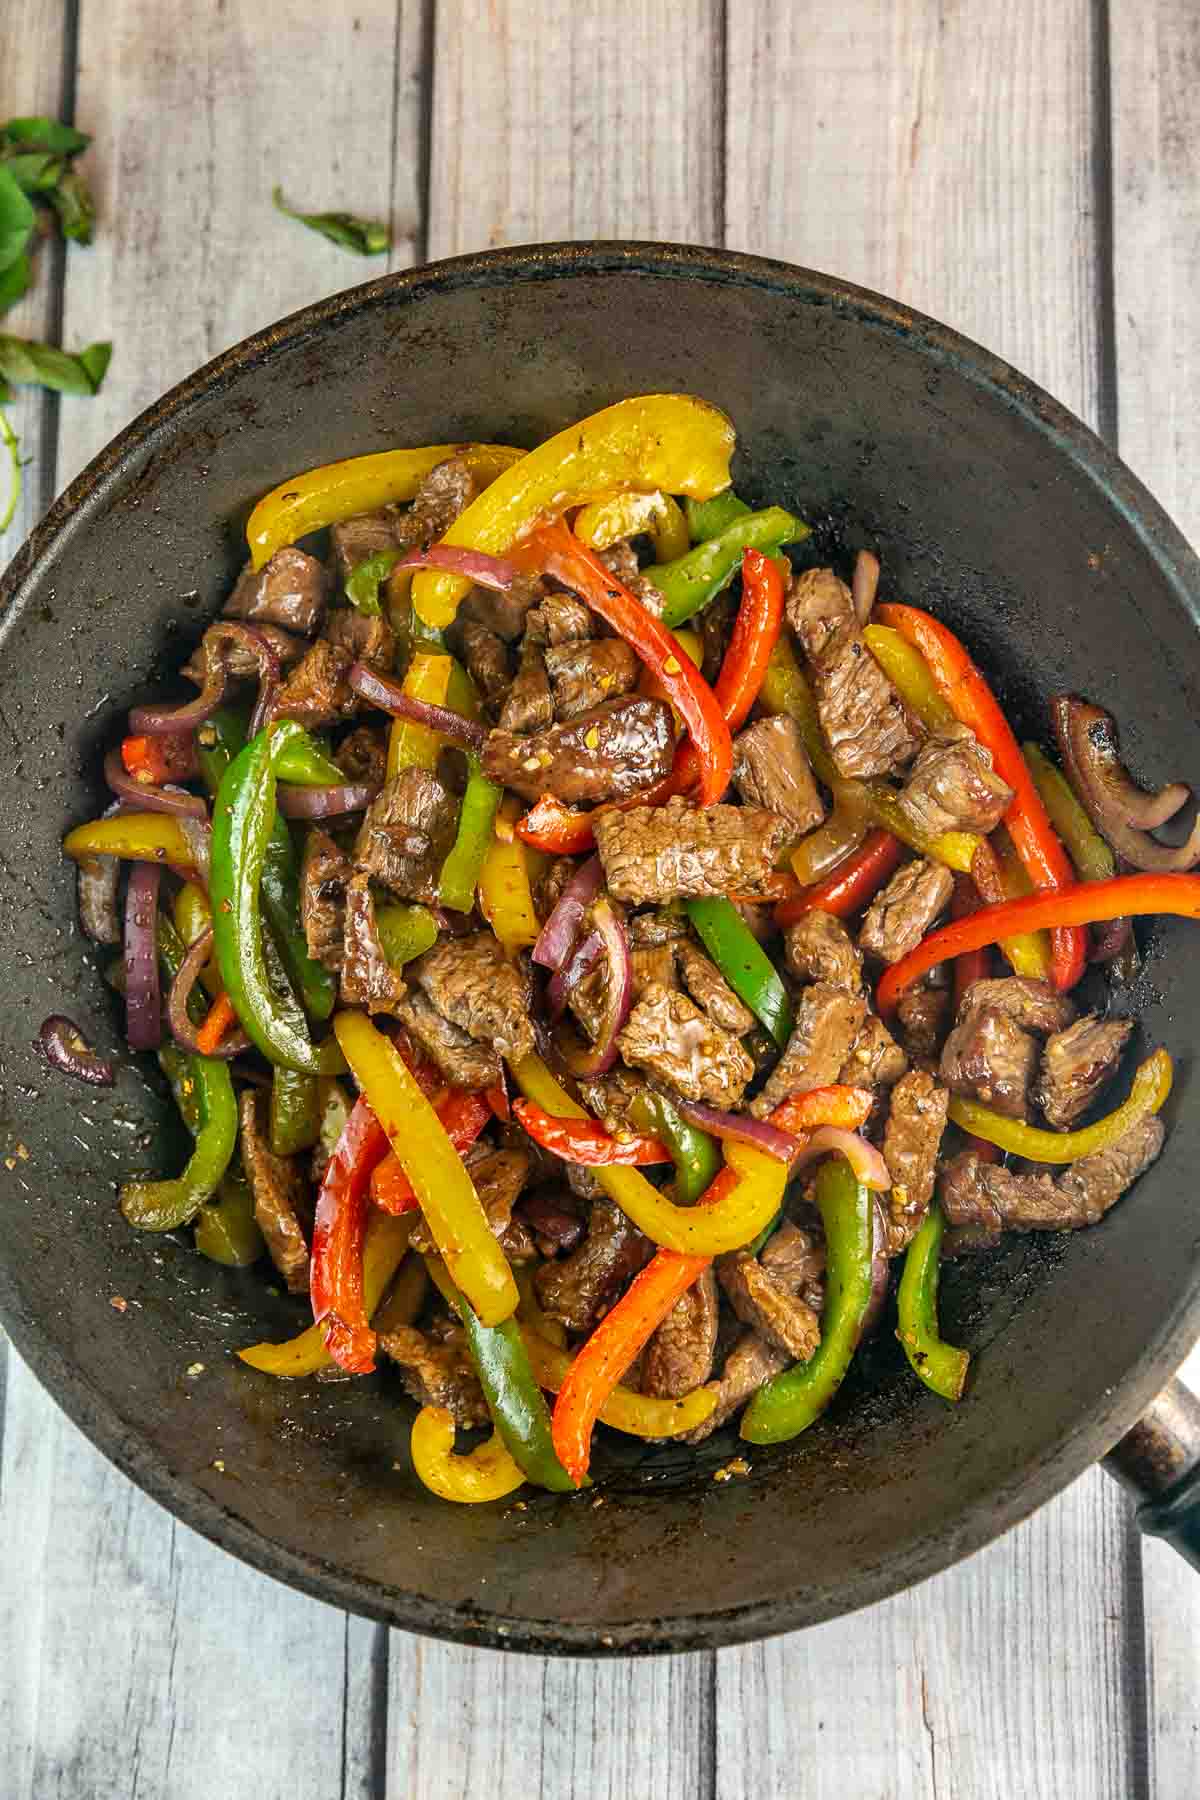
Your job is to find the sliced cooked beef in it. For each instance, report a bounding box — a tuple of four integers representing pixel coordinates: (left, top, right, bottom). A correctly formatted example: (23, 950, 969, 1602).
(882, 1070, 950, 1253)
(496, 641, 554, 734)
(717, 1232, 822, 1362)
(524, 592, 593, 646)
(617, 982, 755, 1106)
(182, 621, 307, 685)
(838, 1012, 908, 1089)
(456, 569, 542, 643)
(1033, 1015, 1134, 1130)
(545, 639, 640, 720)
(642, 1266, 719, 1398)
(630, 942, 679, 1000)
(407, 932, 534, 1064)
(761, 1221, 826, 1313)
(732, 714, 826, 838)
(700, 583, 737, 685)
(788, 568, 922, 779)
(940, 1114, 1164, 1233)
(577, 1067, 653, 1136)
(340, 874, 406, 1015)
(784, 911, 862, 992)
(628, 906, 689, 946)
(787, 566, 856, 660)
(325, 605, 396, 668)
(597, 539, 641, 587)
(534, 1196, 653, 1333)
(410, 1148, 534, 1261)
(567, 960, 610, 1045)
(750, 983, 867, 1117)
(481, 696, 675, 805)
(353, 768, 459, 903)
(270, 640, 359, 730)
(407, 455, 480, 545)
(300, 827, 352, 971)
(379, 1325, 489, 1429)
(334, 724, 388, 787)
(395, 989, 503, 1090)
(224, 546, 330, 636)
(958, 976, 1077, 1038)
(594, 796, 790, 904)
(940, 1005, 1038, 1119)
(533, 855, 575, 923)
(328, 510, 402, 581)
(683, 1332, 789, 1443)
(859, 858, 954, 964)
(896, 978, 952, 1063)
(239, 1090, 310, 1293)
(897, 723, 1014, 838)
(456, 618, 512, 712)
(675, 938, 755, 1034)
(518, 1186, 587, 1257)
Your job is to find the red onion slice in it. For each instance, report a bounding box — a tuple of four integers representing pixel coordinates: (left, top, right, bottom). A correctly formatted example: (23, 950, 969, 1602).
(124, 862, 162, 1051)
(104, 747, 209, 820)
(38, 1015, 115, 1086)
(277, 780, 380, 819)
(77, 853, 121, 944)
(167, 926, 250, 1059)
(852, 549, 880, 626)
(556, 896, 632, 1076)
(674, 1098, 798, 1164)
(790, 1126, 891, 1191)
(860, 1197, 891, 1338)
(177, 816, 213, 886)
(130, 622, 280, 737)
(547, 927, 604, 1020)
(347, 661, 487, 751)
(1053, 694, 1200, 871)
(533, 853, 603, 970)
(393, 544, 518, 591)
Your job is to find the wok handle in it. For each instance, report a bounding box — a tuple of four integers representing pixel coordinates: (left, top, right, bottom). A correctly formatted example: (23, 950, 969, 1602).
(1103, 1377, 1200, 1572)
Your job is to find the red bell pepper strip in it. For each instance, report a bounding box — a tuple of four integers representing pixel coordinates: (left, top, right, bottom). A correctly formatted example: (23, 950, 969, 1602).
(516, 794, 597, 856)
(513, 1098, 670, 1166)
(774, 829, 903, 926)
(121, 731, 199, 786)
(485, 1081, 511, 1122)
(767, 1085, 874, 1136)
(369, 1087, 492, 1214)
(310, 1096, 391, 1373)
(875, 603, 1086, 991)
(518, 518, 734, 806)
(876, 871, 1200, 1014)
(951, 874, 992, 1007)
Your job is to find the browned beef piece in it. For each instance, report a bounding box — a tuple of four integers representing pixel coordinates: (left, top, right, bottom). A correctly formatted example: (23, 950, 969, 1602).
(675, 938, 755, 1034)
(325, 605, 395, 668)
(353, 768, 458, 902)
(379, 1326, 489, 1429)
(751, 983, 866, 1117)
(410, 1148, 534, 1261)
(482, 697, 675, 805)
(761, 1221, 826, 1313)
(533, 855, 575, 923)
(300, 827, 352, 971)
(594, 796, 790, 905)
(395, 990, 503, 1090)
(577, 1067, 653, 1135)
(618, 982, 755, 1106)
(457, 618, 512, 712)
(700, 583, 737, 684)
(597, 539, 641, 587)
(239, 1091, 310, 1293)
(941, 1114, 1165, 1233)
(959, 976, 1077, 1037)
(270, 641, 358, 730)
(534, 1196, 653, 1333)
(407, 455, 480, 544)
(1033, 1015, 1134, 1130)
(518, 1186, 587, 1257)
(732, 714, 826, 838)
(408, 932, 535, 1064)
(340, 874, 406, 1015)
(225, 546, 330, 636)
(940, 1005, 1038, 1118)
(545, 639, 640, 720)
(896, 978, 952, 1063)
(328, 510, 402, 581)
(567, 959, 610, 1045)
(642, 1266, 719, 1398)
(630, 943, 678, 1000)
(524, 592, 593, 646)
(882, 1070, 950, 1253)
(838, 1012, 908, 1089)
(683, 1332, 790, 1443)
(717, 1231, 822, 1362)
(789, 568, 922, 778)
(456, 569, 543, 643)
(182, 621, 307, 686)
(897, 723, 1014, 838)
(496, 641, 554, 734)
(859, 858, 954, 964)
(787, 567, 856, 659)
(334, 723, 388, 787)
(784, 911, 862, 992)
(628, 906, 689, 946)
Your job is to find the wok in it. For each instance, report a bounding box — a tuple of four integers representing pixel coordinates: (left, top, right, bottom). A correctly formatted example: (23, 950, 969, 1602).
(2, 243, 1199, 1656)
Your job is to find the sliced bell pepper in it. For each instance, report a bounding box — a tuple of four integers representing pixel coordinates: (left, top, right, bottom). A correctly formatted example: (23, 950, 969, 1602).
(120, 731, 198, 786)
(193, 1165, 265, 1267)
(334, 1011, 518, 1326)
(948, 1047, 1171, 1162)
(63, 811, 200, 870)
(439, 752, 503, 912)
(374, 901, 439, 970)
(875, 603, 1087, 991)
(386, 650, 453, 779)
(520, 1325, 716, 1438)
(627, 1088, 721, 1205)
(1023, 741, 1116, 883)
(896, 1205, 969, 1402)
(246, 441, 525, 569)
(238, 1211, 414, 1377)
(370, 1088, 492, 1214)
(514, 794, 597, 857)
(861, 624, 956, 731)
(876, 872, 1200, 1011)
(479, 795, 541, 953)
(643, 505, 807, 628)
(344, 550, 397, 615)
(513, 1099, 669, 1166)
(195, 989, 238, 1057)
(409, 395, 736, 627)
(767, 1084, 874, 1136)
(790, 782, 872, 887)
(685, 491, 751, 543)
(685, 895, 793, 1048)
(979, 830, 1052, 980)
(310, 1095, 392, 1373)
(950, 874, 992, 1006)
(409, 1405, 526, 1503)
(775, 829, 904, 926)
(574, 489, 689, 563)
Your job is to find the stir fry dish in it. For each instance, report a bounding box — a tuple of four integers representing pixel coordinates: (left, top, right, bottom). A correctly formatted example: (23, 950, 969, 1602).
(51, 394, 1200, 1503)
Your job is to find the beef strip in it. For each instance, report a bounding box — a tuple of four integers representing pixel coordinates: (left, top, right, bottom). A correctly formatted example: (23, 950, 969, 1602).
(958, 976, 1077, 1037)
(224, 546, 330, 636)
(182, 621, 307, 685)
(534, 1196, 653, 1333)
(1033, 1015, 1134, 1129)
(784, 910, 862, 992)
(700, 584, 737, 685)
(617, 981, 755, 1106)
(395, 989, 503, 1090)
(897, 723, 1014, 838)
(518, 1186, 587, 1257)
(325, 605, 395, 668)
(896, 977, 952, 1063)
(406, 455, 480, 545)
(407, 932, 535, 1064)
(627, 906, 689, 946)
(675, 938, 756, 1034)
(940, 1005, 1039, 1119)
(641, 1266, 719, 1398)
(533, 855, 575, 923)
(787, 566, 856, 659)
(567, 960, 610, 1045)
(683, 1332, 790, 1443)
(481, 696, 675, 804)
(717, 1228, 823, 1362)
(838, 1012, 908, 1090)
(495, 641, 554, 734)
(334, 724, 388, 787)
(270, 640, 359, 730)
(940, 1114, 1165, 1232)
(577, 1067, 653, 1136)
(239, 1090, 310, 1293)
(630, 942, 679, 1000)
(524, 592, 593, 646)
(544, 639, 640, 720)
(456, 618, 512, 712)
(379, 1325, 489, 1429)
(328, 510, 403, 582)
(339, 873, 406, 1015)
(881, 1070, 950, 1253)
(788, 569, 922, 778)
(761, 1221, 826, 1313)
(732, 714, 826, 837)
(750, 983, 867, 1117)
(455, 569, 542, 643)
(300, 827, 352, 971)
(353, 768, 459, 903)
(597, 539, 641, 587)
(594, 795, 790, 904)
(859, 858, 954, 964)
(410, 1148, 535, 1262)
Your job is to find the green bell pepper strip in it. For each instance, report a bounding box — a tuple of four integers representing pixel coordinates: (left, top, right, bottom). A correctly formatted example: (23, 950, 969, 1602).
(644, 506, 808, 628)
(210, 720, 346, 1073)
(345, 549, 399, 615)
(196, 705, 343, 788)
(194, 1164, 266, 1267)
(629, 1089, 720, 1206)
(425, 1256, 578, 1493)
(741, 1155, 874, 1444)
(685, 491, 751, 543)
(375, 902, 439, 969)
(270, 1065, 321, 1156)
(158, 1039, 203, 1135)
(1023, 742, 1116, 884)
(684, 897, 793, 1049)
(439, 752, 503, 912)
(896, 1204, 969, 1402)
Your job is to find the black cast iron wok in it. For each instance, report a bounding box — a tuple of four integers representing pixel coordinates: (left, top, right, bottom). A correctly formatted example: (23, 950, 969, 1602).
(3, 243, 1200, 1657)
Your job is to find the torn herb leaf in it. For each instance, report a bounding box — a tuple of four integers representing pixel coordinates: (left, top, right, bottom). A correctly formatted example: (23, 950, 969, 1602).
(48, 168, 94, 244)
(0, 166, 35, 274)
(272, 185, 389, 256)
(0, 116, 95, 246)
(0, 118, 91, 157)
(0, 252, 31, 313)
(0, 335, 111, 396)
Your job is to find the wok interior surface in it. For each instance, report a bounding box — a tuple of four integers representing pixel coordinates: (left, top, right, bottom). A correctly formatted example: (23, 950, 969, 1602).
(2, 245, 1199, 1653)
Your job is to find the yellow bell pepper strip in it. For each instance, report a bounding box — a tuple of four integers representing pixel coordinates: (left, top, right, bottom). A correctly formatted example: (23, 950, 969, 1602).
(643, 505, 808, 629)
(410, 1404, 527, 1504)
(519, 1324, 717, 1438)
(862, 624, 956, 731)
(982, 830, 1051, 980)
(896, 1205, 969, 1402)
(479, 795, 541, 954)
(685, 490, 751, 542)
(574, 489, 690, 563)
(374, 901, 439, 969)
(238, 1211, 414, 1376)
(1024, 742, 1116, 884)
(245, 442, 525, 569)
(63, 811, 199, 870)
(948, 1046, 1172, 1162)
(410, 394, 736, 627)
(333, 1011, 519, 1326)
(385, 650, 453, 779)
(194, 1166, 265, 1267)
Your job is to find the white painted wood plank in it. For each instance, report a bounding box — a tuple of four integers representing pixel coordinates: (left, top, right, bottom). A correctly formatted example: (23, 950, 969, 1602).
(719, 6, 1141, 1797)
(1111, 5, 1200, 1793)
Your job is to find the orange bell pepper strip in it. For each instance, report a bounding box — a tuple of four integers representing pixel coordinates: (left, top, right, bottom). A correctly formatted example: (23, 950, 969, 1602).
(767, 1085, 874, 1136)
(774, 829, 903, 926)
(194, 989, 238, 1057)
(512, 1098, 669, 1167)
(874, 603, 1086, 991)
(370, 1088, 492, 1215)
(309, 1096, 391, 1373)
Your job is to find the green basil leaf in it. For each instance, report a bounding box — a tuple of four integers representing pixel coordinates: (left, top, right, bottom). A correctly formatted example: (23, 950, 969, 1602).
(272, 185, 389, 256)
(1, 150, 65, 195)
(0, 118, 91, 157)
(77, 339, 111, 388)
(0, 251, 31, 314)
(0, 166, 35, 274)
(47, 167, 94, 244)
(345, 549, 400, 615)
(0, 334, 111, 396)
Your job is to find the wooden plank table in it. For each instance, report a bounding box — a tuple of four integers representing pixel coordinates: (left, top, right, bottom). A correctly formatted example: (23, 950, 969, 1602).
(1, 3, 1197, 1793)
